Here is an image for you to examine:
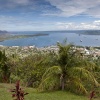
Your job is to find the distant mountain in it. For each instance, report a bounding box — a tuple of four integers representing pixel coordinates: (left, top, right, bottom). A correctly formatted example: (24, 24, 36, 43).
(0, 30, 10, 42)
(0, 30, 9, 35)
(47, 30, 100, 35)
(79, 30, 100, 35)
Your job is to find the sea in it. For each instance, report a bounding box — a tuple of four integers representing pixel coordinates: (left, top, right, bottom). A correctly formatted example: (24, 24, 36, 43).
(0, 31, 100, 47)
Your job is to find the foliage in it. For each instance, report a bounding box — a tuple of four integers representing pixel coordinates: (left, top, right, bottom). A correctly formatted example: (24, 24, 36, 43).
(10, 81, 28, 100)
(8, 52, 58, 87)
(0, 51, 10, 82)
(0, 83, 90, 100)
(38, 42, 100, 94)
(0, 42, 99, 96)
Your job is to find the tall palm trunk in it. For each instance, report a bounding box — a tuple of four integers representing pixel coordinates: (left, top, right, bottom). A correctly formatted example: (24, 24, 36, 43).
(60, 74, 65, 90)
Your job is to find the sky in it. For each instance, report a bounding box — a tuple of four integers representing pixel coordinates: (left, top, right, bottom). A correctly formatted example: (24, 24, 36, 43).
(0, 0, 100, 31)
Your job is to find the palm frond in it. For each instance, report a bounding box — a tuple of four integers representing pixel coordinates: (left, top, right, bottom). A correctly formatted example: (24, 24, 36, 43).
(83, 60, 97, 71)
(67, 77, 88, 94)
(38, 75, 60, 91)
(69, 67, 99, 86)
(38, 66, 62, 91)
(42, 66, 62, 80)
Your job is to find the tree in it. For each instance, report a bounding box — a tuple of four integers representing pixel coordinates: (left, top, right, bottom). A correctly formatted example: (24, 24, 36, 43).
(38, 43, 99, 94)
(13, 52, 58, 87)
(0, 51, 10, 83)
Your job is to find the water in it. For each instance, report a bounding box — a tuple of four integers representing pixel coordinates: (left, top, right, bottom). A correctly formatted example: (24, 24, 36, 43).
(0, 31, 100, 47)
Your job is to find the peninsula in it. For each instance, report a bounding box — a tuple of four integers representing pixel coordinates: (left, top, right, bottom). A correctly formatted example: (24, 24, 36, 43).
(0, 30, 48, 42)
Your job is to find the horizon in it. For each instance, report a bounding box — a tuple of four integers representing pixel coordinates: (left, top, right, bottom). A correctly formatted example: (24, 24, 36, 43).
(8, 30, 100, 32)
(0, 0, 100, 31)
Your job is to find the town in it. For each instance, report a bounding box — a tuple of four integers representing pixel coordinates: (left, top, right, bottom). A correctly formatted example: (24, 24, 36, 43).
(0, 45, 100, 60)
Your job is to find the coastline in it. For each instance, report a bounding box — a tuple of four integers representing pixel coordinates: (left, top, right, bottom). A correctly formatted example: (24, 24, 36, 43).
(0, 33, 49, 42)
(0, 31, 100, 47)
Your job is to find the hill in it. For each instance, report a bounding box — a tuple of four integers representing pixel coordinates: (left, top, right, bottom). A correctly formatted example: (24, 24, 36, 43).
(79, 30, 100, 35)
(0, 30, 10, 42)
(0, 30, 8, 34)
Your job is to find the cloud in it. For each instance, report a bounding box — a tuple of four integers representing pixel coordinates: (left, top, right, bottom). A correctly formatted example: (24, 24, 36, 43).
(0, 15, 57, 31)
(0, 0, 51, 15)
(0, 0, 35, 10)
(93, 20, 100, 26)
(86, 6, 100, 18)
(11, 0, 30, 5)
(45, 0, 100, 17)
(0, 15, 100, 31)
(55, 20, 100, 30)
(0, 0, 100, 18)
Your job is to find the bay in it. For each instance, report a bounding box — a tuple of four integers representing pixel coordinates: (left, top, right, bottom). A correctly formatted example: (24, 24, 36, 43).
(0, 31, 100, 47)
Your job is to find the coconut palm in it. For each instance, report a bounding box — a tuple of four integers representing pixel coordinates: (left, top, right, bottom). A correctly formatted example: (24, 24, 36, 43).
(38, 43, 99, 94)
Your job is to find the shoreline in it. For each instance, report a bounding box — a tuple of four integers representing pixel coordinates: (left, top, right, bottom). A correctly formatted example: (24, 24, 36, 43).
(0, 31, 100, 47)
(0, 44, 100, 48)
(0, 33, 49, 42)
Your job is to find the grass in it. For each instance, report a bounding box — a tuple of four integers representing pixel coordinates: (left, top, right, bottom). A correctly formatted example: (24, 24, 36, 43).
(0, 83, 99, 100)
(24, 88, 86, 100)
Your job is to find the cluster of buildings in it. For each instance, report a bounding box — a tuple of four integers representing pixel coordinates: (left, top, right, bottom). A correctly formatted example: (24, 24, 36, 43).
(0, 45, 100, 59)
(75, 47, 100, 59)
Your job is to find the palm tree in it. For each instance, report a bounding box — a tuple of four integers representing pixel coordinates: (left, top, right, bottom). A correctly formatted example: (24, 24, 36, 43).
(38, 43, 99, 94)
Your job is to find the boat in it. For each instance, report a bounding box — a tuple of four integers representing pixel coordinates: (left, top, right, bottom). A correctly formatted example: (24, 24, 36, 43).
(80, 40, 82, 42)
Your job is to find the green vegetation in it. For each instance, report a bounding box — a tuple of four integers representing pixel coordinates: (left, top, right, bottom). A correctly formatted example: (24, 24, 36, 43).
(38, 43, 99, 94)
(0, 83, 89, 100)
(0, 42, 100, 99)
(0, 51, 10, 83)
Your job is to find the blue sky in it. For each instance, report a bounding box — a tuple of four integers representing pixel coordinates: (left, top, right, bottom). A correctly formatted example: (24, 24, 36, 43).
(0, 0, 100, 31)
